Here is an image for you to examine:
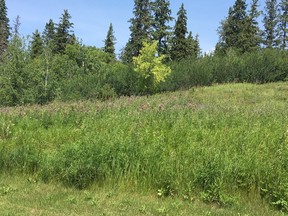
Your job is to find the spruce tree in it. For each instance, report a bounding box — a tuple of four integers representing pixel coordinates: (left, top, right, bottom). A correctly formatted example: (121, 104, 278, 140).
(170, 3, 188, 61)
(278, 0, 288, 49)
(43, 19, 56, 45)
(218, 7, 234, 52)
(30, 29, 44, 59)
(186, 32, 200, 58)
(103, 23, 116, 58)
(194, 34, 201, 57)
(55, 10, 74, 54)
(121, 0, 152, 63)
(263, 0, 279, 48)
(218, 0, 255, 53)
(186, 31, 195, 58)
(247, 0, 262, 51)
(152, 0, 173, 56)
(12, 15, 21, 36)
(0, 0, 10, 58)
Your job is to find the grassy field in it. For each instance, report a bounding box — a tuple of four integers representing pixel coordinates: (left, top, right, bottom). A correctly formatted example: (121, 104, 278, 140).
(0, 82, 288, 215)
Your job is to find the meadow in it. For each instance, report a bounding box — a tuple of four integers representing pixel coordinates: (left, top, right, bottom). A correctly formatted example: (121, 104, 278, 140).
(0, 82, 288, 215)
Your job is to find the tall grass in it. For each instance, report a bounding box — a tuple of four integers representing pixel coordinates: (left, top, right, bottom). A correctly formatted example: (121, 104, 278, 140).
(0, 82, 288, 211)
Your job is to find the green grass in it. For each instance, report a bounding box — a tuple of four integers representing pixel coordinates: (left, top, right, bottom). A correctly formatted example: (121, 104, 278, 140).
(0, 82, 288, 215)
(0, 174, 284, 216)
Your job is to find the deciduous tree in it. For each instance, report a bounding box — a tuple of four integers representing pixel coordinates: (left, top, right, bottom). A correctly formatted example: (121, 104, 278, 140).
(133, 40, 171, 94)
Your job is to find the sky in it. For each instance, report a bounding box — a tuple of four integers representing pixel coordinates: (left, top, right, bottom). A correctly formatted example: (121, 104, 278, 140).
(6, 0, 266, 55)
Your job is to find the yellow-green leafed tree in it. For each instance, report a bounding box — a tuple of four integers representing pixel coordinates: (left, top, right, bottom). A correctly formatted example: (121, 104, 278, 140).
(133, 41, 171, 94)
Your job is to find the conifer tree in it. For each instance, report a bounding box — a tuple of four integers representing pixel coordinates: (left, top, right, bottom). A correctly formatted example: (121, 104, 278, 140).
(193, 34, 201, 57)
(152, 0, 173, 56)
(0, 0, 10, 58)
(217, 7, 234, 52)
(218, 0, 254, 53)
(103, 23, 116, 58)
(43, 19, 56, 45)
(186, 32, 200, 58)
(55, 10, 74, 54)
(263, 0, 279, 48)
(121, 0, 153, 63)
(12, 15, 21, 37)
(30, 29, 44, 59)
(186, 31, 195, 58)
(278, 0, 288, 49)
(170, 3, 188, 61)
(247, 0, 262, 51)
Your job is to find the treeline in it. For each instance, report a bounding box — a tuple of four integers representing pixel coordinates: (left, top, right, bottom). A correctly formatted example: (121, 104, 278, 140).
(0, 0, 287, 107)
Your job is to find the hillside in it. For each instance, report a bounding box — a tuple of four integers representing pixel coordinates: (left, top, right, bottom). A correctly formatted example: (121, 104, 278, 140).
(0, 82, 288, 215)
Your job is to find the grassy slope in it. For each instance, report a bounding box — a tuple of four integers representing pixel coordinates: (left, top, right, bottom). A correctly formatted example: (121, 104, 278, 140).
(0, 82, 288, 215)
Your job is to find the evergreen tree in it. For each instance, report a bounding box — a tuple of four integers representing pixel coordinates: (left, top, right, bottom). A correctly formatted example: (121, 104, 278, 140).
(67, 33, 77, 45)
(247, 0, 262, 51)
(186, 31, 195, 58)
(0, 0, 10, 58)
(217, 7, 234, 52)
(194, 34, 201, 57)
(30, 29, 44, 59)
(152, 0, 173, 56)
(218, 0, 252, 53)
(263, 0, 279, 48)
(121, 0, 153, 63)
(55, 10, 74, 54)
(278, 0, 288, 49)
(103, 23, 116, 58)
(171, 3, 188, 61)
(186, 32, 200, 58)
(43, 19, 56, 45)
(12, 15, 21, 37)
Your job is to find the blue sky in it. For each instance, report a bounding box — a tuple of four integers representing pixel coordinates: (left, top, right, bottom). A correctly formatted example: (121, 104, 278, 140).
(6, 0, 265, 54)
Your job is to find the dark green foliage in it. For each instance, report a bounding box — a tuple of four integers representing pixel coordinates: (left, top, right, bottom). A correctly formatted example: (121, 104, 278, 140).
(30, 30, 44, 59)
(263, 0, 279, 48)
(43, 19, 56, 44)
(247, 0, 262, 51)
(161, 49, 288, 92)
(186, 32, 196, 58)
(160, 57, 213, 92)
(193, 34, 201, 57)
(152, 0, 173, 56)
(278, 0, 288, 49)
(55, 10, 74, 54)
(218, 0, 258, 54)
(170, 4, 188, 61)
(0, 0, 10, 59)
(103, 23, 116, 58)
(121, 0, 153, 63)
